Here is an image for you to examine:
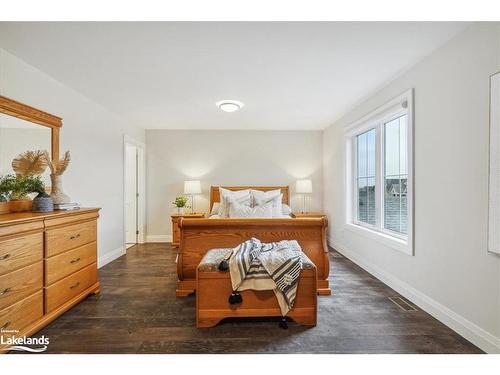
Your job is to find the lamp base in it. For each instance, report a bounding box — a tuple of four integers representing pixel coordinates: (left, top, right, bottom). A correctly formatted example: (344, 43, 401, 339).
(190, 194, 195, 214)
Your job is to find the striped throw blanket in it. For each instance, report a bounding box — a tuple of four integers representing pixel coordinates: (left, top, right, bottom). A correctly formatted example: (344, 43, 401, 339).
(227, 237, 303, 315)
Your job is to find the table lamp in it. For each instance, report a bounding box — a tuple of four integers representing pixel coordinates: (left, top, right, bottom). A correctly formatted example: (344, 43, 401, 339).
(184, 180, 201, 214)
(296, 179, 312, 213)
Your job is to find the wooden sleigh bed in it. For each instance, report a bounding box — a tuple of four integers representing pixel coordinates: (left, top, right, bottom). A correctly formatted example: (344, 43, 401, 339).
(176, 186, 331, 297)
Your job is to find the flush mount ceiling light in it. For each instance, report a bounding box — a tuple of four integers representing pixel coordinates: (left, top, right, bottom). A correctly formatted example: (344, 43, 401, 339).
(216, 100, 244, 113)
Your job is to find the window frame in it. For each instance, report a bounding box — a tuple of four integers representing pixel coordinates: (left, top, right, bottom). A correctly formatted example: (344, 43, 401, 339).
(345, 89, 414, 255)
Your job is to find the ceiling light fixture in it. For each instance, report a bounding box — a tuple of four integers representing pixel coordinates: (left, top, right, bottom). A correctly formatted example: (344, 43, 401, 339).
(216, 100, 244, 113)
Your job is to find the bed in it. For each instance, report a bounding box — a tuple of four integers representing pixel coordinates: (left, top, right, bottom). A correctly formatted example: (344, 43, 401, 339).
(176, 186, 330, 297)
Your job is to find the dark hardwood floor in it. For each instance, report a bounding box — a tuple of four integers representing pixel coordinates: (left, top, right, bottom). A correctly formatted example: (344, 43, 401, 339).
(32, 243, 482, 354)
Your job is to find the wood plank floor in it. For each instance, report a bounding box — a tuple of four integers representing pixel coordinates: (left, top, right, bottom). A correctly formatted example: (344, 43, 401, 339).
(31, 243, 482, 354)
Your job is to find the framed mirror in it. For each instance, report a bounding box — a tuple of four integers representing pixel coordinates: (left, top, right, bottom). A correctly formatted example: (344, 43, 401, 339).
(0, 114, 52, 185)
(0, 95, 62, 213)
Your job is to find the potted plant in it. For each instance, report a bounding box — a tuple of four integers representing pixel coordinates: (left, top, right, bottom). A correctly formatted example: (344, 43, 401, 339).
(0, 174, 45, 212)
(172, 196, 189, 214)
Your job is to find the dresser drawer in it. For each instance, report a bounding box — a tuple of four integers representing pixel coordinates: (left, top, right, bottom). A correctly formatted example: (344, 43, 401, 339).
(45, 220, 97, 257)
(0, 262, 43, 311)
(45, 242, 97, 285)
(0, 232, 43, 276)
(0, 291, 43, 337)
(45, 263, 97, 313)
(0, 221, 44, 238)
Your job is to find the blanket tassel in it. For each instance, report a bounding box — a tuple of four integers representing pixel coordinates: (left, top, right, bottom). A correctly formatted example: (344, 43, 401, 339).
(228, 292, 242, 305)
(218, 260, 229, 272)
(279, 317, 288, 330)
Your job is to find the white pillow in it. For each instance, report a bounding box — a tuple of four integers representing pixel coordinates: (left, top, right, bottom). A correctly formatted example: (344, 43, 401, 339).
(281, 203, 292, 216)
(210, 203, 220, 216)
(228, 200, 274, 218)
(218, 187, 252, 218)
(251, 189, 283, 217)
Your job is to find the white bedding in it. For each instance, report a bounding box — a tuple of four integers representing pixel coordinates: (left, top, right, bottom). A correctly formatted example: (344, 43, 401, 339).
(211, 188, 293, 219)
(229, 200, 274, 218)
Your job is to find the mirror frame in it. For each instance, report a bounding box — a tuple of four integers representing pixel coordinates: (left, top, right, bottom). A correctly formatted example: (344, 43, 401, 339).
(0, 95, 61, 161)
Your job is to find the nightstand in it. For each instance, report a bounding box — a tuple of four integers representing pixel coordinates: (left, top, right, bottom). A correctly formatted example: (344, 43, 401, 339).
(292, 212, 326, 218)
(171, 213, 205, 247)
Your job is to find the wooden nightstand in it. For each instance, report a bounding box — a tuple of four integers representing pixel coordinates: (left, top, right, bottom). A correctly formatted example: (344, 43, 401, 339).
(292, 212, 326, 218)
(171, 213, 205, 247)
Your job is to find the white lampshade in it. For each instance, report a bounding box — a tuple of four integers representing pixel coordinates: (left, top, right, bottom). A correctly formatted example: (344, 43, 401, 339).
(296, 179, 312, 194)
(184, 180, 201, 194)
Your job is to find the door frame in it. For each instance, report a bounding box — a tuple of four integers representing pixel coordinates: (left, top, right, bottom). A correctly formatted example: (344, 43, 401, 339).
(123, 135, 146, 246)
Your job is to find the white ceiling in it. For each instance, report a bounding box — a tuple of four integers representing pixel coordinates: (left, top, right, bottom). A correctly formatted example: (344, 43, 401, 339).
(0, 22, 468, 130)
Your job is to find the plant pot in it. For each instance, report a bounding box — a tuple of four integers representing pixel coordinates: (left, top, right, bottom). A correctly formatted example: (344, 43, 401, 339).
(176, 207, 185, 214)
(0, 202, 10, 214)
(7, 199, 33, 213)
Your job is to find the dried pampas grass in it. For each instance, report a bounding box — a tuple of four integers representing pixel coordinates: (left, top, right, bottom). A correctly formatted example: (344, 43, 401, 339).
(47, 150, 71, 176)
(12, 150, 49, 177)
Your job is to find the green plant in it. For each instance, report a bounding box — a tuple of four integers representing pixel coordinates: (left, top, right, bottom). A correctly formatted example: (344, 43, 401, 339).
(172, 196, 189, 208)
(0, 174, 45, 201)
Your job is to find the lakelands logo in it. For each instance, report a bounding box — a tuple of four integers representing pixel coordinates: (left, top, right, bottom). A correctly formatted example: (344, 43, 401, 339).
(1, 329, 49, 353)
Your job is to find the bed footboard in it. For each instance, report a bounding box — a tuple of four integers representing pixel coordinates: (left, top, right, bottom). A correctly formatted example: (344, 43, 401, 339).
(176, 217, 330, 297)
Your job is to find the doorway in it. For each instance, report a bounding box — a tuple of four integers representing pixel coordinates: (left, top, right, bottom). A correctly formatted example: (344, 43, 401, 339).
(124, 136, 145, 250)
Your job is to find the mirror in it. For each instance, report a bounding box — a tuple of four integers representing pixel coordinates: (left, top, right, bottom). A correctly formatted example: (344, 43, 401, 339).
(0, 113, 52, 186)
(0, 95, 61, 213)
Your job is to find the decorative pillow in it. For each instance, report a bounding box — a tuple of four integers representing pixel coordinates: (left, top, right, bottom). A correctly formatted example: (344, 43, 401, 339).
(218, 187, 252, 218)
(251, 189, 283, 217)
(281, 203, 292, 216)
(228, 200, 274, 218)
(210, 203, 220, 217)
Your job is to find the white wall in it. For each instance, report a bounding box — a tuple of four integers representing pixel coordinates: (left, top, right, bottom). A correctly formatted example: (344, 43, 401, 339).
(0, 48, 145, 267)
(323, 23, 500, 353)
(146, 129, 323, 240)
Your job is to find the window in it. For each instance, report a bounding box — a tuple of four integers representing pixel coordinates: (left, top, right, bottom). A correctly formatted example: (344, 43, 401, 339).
(356, 129, 376, 226)
(346, 90, 413, 254)
(384, 115, 408, 234)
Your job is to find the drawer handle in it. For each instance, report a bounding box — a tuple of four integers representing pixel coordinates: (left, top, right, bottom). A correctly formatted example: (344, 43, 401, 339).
(0, 254, 10, 261)
(70, 281, 80, 289)
(1, 321, 10, 330)
(0, 287, 11, 296)
(70, 234, 81, 240)
(70, 257, 81, 264)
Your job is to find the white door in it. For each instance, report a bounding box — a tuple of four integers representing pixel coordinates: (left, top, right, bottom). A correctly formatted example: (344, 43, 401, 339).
(125, 144, 137, 245)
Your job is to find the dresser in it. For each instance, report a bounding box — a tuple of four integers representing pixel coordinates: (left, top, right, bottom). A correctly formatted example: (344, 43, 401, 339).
(0, 208, 100, 350)
(171, 213, 205, 247)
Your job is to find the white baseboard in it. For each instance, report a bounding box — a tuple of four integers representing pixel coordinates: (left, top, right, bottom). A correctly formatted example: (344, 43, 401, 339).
(146, 235, 172, 243)
(329, 237, 500, 354)
(98, 246, 126, 269)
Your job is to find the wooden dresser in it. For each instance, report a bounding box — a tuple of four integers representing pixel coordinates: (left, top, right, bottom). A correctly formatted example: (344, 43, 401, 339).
(0, 208, 100, 350)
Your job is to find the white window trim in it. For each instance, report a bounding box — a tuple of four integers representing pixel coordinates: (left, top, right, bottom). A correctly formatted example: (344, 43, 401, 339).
(344, 89, 414, 256)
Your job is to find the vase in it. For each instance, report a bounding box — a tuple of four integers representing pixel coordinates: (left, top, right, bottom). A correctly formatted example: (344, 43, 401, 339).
(177, 207, 184, 214)
(32, 192, 54, 212)
(50, 174, 71, 204)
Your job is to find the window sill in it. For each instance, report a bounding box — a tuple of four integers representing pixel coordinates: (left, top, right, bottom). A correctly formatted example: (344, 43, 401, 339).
(344, 223, 413, 256)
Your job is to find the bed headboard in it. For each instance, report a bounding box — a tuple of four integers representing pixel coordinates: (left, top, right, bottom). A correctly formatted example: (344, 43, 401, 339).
(210, 186, 289, 211)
